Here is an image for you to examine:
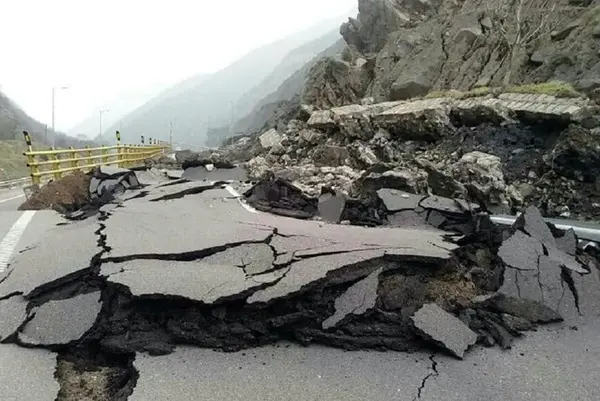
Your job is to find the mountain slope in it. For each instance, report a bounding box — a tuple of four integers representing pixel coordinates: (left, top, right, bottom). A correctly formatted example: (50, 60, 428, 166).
(106, 15, 350, 145)
(228, 37, 347, 137)
(66, 82, 176, 139)
(300, 0, 600, 108)
(0, 90, 97, 179)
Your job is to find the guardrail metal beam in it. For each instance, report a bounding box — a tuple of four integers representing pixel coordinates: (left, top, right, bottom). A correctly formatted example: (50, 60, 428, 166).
(20, 130, 170, 185)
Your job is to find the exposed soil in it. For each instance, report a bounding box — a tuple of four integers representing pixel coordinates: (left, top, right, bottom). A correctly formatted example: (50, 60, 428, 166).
(54, 352, 137, 401)
(19, 171, 91, 213)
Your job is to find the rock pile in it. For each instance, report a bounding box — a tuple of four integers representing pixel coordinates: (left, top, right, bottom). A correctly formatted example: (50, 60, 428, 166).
(223, 93, 600, 221)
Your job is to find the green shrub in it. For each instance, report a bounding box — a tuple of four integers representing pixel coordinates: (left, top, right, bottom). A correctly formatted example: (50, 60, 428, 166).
(506, 81, 581, 98)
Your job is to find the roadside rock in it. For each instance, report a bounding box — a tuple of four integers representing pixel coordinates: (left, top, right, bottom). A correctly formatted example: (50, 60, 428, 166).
(449, 151, 510, 211)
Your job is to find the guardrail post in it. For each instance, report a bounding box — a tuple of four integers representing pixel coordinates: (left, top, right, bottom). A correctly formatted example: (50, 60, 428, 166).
(116, 131, 122, 168)
(49, 148, 62, 180)
(69, 146, 78, 171)
(85, 145, 92, 167)
(124, 145, 130, 168)
(22, 130, 40, 185)
(101, 145, 108, 163)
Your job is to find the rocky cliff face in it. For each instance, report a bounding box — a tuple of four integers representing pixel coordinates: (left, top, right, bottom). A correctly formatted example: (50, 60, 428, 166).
(302, 0, 600, 106)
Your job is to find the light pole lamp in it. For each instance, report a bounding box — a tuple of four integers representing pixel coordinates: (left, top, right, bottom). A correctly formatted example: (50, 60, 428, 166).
(99, 109, 110, 138)
(51, 85, 69, 148)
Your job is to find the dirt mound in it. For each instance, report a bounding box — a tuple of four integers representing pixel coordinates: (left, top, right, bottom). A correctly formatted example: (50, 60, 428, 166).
(19, 172, 91, 213)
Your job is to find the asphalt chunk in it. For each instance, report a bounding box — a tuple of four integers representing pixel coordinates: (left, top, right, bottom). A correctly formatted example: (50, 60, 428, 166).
(515, 206, 557, 247)
(498, 230, 544, 271)
(556, 228, 578, 256)
(318, 192, 346, 223)
(0, 295, 28, 341)
(0, 219, 99, 299)
(18, 291, 102, 346)
(476, 293, 563, 324)
(322, 267, 383, 329)
(247, 250, 388, 304)
(376, 188, 425, 212)
(411, 303, 478, 359)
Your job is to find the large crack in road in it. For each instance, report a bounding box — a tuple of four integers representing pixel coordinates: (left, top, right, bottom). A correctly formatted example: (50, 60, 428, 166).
(1, 173, 599, 400)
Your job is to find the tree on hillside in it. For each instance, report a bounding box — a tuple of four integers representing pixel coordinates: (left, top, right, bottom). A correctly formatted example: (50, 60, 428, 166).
(486, 0, 563, 86)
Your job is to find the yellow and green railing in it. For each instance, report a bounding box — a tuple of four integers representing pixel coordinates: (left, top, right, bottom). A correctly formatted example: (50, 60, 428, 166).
(22, 131, 170, 185)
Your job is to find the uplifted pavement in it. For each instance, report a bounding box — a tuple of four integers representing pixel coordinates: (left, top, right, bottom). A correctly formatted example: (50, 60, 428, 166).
(1, 170, 599, 400)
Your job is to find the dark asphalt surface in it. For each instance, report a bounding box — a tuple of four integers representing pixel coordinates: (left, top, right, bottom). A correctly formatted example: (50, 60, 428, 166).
(129, 322, 600, 401)
(1, 171, 599, 400)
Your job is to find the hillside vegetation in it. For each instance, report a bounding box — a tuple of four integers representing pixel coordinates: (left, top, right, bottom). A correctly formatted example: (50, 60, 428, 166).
(0, 90, 98, 179)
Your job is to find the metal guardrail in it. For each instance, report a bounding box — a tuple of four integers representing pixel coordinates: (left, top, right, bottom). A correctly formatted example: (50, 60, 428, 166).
(21, 130, 170, 185)
(490, 215, 600, 243)
(0, 177, 31, 189)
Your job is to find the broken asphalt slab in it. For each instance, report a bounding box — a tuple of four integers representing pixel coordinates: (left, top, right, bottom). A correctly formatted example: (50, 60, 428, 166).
(103, 198, 273, 258)
(0, 218, 99, 299)
(411, 303, 478, 359)
(322, 267, 383, 329)
(495, 206, 596, 321)
(18, 291, 103, 347)
(3, 176, 600, 370)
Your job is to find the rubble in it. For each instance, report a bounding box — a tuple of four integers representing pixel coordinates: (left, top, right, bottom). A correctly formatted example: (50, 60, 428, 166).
(18, 171, 92, 213)
(223, 94, 600, 221)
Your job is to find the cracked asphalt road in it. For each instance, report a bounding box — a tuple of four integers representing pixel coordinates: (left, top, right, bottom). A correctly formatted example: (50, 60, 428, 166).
(1, 172, 600, 400)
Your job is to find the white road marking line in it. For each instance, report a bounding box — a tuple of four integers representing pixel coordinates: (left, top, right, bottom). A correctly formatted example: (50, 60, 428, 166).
(0, 194, 25, 204)
(224, 185, 258, 214)
(0, 211, 36, 273)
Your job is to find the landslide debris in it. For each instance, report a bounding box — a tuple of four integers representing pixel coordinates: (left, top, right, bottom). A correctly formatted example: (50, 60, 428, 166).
(223, 93, 600, 221)
(18, 166, 144, 219)
(19, 171, 91, 213)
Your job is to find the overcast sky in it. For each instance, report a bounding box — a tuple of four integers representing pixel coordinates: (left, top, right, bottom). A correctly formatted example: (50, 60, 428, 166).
(0, 0, 356, 132)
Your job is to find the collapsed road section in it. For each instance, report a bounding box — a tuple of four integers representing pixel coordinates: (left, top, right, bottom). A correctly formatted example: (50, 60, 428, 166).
(1, 169, 599, 399)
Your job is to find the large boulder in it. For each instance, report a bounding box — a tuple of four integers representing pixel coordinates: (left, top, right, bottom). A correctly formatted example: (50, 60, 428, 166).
(449, 152, 511, 211)
(301, 58, 368, 109)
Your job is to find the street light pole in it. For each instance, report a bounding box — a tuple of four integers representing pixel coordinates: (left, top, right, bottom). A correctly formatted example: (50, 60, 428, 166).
(51, 85, 69, 148)
(99, 109, 110, 139)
